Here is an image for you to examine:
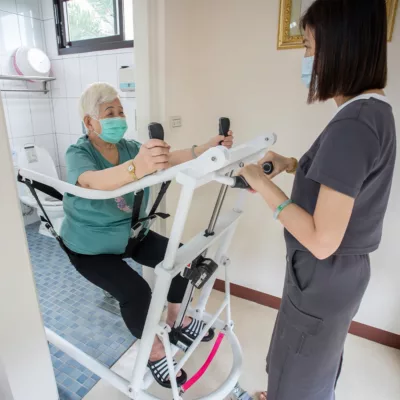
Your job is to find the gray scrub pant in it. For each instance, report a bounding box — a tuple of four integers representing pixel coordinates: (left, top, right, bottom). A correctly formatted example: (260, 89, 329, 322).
(266, 249, 371, 400)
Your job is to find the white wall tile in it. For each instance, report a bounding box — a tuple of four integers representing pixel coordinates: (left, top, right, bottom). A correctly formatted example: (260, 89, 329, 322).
(60, 166, 67, 181)
(63, 58, 82, 97)
(13, 135, 35, 152)
(18, 15, 45, 51)
(52, 98, 69, 134)
(117, 52, 134, 69)
(97, 54, 118, 88)
(16, 0, 41, 20)
(50, 59, 66, 97)
(30, 97, 53, 134)
(5, 94, 33, 138)
(44, 18, 58, 58)
(67, 98, 82, 135)
(0, 1, 17, 14)
(1, 95, 13, 138)
(121, 98, 136, 138)
(70, 134, 82, 145)
(56, 133, 71, 167)
(0, 57, 27, 90)
(40, 0, 53, 20)
(79, 56, 98, 90)
(0, 11, 21, 56)
(34, 133, 58, 165)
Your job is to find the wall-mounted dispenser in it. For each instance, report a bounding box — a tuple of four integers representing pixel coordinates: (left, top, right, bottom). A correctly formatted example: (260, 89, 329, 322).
(119, 66, 135, 92)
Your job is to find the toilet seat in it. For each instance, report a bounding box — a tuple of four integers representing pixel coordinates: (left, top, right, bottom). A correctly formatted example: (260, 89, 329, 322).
(19, 194, 63, 210)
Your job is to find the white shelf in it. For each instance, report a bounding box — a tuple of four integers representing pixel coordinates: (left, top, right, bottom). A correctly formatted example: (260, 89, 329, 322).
(0, 75, 56, 94)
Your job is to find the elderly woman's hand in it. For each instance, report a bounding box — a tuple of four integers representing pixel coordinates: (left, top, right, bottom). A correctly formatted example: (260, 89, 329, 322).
(206, 130, 234, 149)
(134, 139, 171, 178)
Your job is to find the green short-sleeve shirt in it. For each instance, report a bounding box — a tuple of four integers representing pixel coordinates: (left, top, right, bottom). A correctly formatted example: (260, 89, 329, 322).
(60, 136, 149, 255)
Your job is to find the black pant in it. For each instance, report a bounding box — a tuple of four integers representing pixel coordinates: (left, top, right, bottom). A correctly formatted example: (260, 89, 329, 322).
(68, 231, 188, 339)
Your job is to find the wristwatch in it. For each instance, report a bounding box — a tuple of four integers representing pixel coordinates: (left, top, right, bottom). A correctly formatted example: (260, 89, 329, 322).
(286, 158, 298, 174)
(128, 160, 138, 181)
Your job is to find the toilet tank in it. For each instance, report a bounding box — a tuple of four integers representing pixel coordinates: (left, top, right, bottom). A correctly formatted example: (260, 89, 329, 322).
(17, 144, 59, 179)
(16, 145, 59, 202)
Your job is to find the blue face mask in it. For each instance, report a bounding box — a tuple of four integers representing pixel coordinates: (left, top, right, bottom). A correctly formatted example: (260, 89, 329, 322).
(97, 117, 128, 144)
(301, 56, 314, 88)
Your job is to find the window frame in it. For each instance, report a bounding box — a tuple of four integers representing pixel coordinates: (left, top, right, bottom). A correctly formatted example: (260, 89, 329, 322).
(54, 0, 133, 55)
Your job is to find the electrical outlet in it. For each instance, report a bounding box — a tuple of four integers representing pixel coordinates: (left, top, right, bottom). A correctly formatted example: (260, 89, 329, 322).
(170, 116, 182, 128)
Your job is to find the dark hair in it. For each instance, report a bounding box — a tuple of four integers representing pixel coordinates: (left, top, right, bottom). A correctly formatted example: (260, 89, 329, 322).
(301, 0, 387, 103)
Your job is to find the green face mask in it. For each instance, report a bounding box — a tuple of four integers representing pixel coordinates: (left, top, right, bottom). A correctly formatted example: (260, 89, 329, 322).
(97, 117, 128, 144)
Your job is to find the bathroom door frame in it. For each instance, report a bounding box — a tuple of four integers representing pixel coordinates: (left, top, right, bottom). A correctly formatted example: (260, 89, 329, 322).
(0, 98, 59, 398)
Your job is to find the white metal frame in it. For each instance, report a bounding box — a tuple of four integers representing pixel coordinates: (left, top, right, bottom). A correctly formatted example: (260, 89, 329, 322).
(19, 133, 276, 400)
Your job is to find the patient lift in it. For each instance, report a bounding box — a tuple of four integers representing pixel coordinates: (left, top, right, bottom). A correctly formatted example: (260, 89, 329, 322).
(18, 118, 276, 400)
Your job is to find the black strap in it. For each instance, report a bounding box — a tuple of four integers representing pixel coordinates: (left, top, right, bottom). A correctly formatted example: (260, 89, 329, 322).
(24, 180, 56, 232)
(19, 174, 70, 254)
(18, 173, 63, 201)
(131, 189, 144, 229)
(149, 181, 171, 216)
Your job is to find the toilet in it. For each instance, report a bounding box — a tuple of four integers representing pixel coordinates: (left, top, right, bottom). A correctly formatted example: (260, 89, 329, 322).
(16, 144, 64, 238)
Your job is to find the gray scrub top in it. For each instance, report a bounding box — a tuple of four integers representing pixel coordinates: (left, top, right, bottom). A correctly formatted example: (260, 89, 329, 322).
(285, 94, 396, 255)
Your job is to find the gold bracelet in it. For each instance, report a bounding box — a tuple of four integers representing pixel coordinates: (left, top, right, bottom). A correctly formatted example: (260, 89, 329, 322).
(286, 157, 298, 174)
(127, 160, 138, 181)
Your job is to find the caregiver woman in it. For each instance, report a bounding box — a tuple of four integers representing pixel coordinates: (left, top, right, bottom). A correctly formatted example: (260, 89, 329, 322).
(242, 1, 396, 399)
(61, 82, 233, 388)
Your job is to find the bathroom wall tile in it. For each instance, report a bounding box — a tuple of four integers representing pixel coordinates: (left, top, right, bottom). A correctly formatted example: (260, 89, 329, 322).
(117, 52, 134, 69)
(64, 58, 82, 97)
(34, 133, 58, 165)
(60, 166, 67, 181)
(121, 97, 136, 138)
(0, 11, 21, 56)
(44, 18, 58, 59)
(5, 93, 33, 138)
(79, 56, 98, 91)
(70, 134, 83, 146)
(97, 54, 118, 89)
(0, 56, 27, 89)
(67, 98, 82, 135)
(56, 133, 72, 167)
(13, 135, 35, 152)
(41, 0, 54, 20)
(50, 59, 66, 97)
(1, 96, 13, 138)
(0, 0, 17, 14)
(18, 15, 45, 51)
(52, 98, 69, 134)
(30, 97, 53, 134)
(16, 0, 41, 20)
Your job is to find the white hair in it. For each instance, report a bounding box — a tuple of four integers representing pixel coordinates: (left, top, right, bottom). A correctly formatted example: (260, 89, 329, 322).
(79, 82, 119, 120)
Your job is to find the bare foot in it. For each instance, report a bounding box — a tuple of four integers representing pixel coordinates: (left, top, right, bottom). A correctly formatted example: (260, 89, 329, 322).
(258, 392, 267, 400)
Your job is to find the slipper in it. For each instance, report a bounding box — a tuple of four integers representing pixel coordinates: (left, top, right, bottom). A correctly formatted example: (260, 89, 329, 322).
(147, 357, 187, 389)
(181, 317, 215, 342)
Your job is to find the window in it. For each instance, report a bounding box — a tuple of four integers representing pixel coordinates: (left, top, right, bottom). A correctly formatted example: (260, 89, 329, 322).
(54, 0, 133, 55)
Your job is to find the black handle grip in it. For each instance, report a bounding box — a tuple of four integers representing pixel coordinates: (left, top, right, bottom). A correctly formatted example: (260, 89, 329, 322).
(148, 122, 164, 141)
(262, 162, 274, 175)
(232, 162, 274, 189)
(219, 117, 230, 144)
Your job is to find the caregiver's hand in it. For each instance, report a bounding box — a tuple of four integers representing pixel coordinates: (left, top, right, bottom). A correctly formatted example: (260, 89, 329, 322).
(239, 164, 268, 193)
(134, 139, 171, 178)
(258, 151, 295, 179)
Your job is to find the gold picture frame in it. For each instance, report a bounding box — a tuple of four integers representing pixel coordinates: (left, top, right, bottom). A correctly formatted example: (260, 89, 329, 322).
(278, 0, 399, 50)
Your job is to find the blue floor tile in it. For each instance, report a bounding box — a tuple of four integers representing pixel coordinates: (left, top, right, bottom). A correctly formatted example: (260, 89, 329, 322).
(25, 223, 140, 399)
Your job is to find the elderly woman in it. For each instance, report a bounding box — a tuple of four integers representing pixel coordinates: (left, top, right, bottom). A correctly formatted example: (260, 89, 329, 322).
(60, 82, 233, 388)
